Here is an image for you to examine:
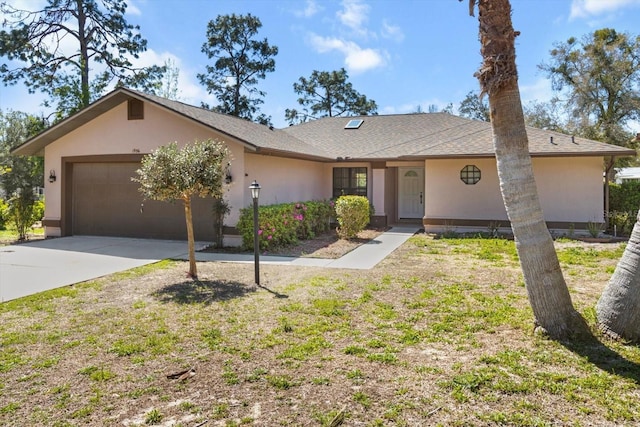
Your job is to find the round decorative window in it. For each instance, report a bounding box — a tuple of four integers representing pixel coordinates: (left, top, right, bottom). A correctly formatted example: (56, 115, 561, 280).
(460, 165, 481, 185)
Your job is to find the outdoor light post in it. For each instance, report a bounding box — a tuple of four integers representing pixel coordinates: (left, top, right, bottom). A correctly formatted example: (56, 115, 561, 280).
(249, 180, 261, 286)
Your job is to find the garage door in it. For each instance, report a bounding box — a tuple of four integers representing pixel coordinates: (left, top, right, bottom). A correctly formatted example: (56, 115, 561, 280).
(72, 162, 216, 240)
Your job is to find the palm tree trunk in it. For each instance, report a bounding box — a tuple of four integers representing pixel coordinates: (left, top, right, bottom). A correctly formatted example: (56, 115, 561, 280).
(475, 0, 589, 339)
(596, 208, 640, 341)
(183, 196, 198, 279)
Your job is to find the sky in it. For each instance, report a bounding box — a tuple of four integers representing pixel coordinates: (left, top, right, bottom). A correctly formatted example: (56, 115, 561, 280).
(1, 0, 640, 130)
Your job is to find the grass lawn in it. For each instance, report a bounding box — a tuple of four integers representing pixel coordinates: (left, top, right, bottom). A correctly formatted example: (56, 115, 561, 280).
(0, 226, 45, 245)
(0, 234, 638, 426)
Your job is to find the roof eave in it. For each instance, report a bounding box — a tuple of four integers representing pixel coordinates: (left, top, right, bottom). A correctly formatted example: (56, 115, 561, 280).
(250, 147, 333, 162)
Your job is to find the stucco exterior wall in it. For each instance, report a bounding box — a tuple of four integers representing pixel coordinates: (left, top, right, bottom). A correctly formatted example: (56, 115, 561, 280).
(425, 158, 506, 221)
(532, 156, 604, 223)
(424, 156, 604, 227)
(244, 154, 330, 207)
(43, 101, 247, 236)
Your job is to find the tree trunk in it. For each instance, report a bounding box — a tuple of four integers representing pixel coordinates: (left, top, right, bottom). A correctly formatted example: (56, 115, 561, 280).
(76, 0, 91, 108)
(183, 196, 198, 279)
(475, 0, 590, 339)
(596, 208, 640, 341)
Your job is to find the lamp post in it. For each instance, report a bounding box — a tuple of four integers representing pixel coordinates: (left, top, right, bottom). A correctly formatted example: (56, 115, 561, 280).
(249, 180, 261, 286)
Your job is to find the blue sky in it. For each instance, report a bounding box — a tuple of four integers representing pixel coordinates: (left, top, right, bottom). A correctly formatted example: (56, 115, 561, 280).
(1, 0, 640, 130)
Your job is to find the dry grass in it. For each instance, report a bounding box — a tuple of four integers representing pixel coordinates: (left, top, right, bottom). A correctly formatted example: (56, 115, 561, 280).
(1, 234, 639, 426)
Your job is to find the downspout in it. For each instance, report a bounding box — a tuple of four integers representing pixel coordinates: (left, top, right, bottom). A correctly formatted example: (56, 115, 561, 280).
(604, 156, 616, 229)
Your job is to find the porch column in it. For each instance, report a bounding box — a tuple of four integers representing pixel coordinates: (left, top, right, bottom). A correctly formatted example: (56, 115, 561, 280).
(371, 162, 387, 227)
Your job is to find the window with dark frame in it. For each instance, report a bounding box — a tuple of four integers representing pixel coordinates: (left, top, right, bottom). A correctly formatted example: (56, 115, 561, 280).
(460, 165, 481, 185)
(333, 167, 367, 198)
(128, 99, 144, 120)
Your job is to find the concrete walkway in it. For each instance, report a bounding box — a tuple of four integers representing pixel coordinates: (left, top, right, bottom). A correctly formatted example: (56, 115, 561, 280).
(192, 226, 420, 269)
(0, 226, 420, 303)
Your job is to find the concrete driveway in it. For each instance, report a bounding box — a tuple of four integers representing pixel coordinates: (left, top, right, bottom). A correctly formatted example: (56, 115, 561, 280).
(0, 236, 197, 303)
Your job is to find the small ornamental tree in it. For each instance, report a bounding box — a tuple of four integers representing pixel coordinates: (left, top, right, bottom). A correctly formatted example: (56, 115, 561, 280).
(133, 139, 230, 278)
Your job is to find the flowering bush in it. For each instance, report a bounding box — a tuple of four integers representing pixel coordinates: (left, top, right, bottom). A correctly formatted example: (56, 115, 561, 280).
(334, 195, 370, 239)
(238, 200, 334, 251)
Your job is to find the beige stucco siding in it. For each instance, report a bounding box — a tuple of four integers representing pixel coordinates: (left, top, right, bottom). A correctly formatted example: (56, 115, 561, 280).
(244, 153, 330, 207)
(425, 158, 506, 221)
(424, 157, 604, 224)
(43, 101, 247, 234)
(533, 156, 604, 223)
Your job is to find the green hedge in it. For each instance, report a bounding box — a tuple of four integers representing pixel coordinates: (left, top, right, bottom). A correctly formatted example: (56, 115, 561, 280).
(609, 181, 640, 236)
(237, 200, 334, 251)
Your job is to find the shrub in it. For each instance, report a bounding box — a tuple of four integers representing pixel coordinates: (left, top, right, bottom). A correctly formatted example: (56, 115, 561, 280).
(0, 198, 8, 230)
(5, 192, 44, 240)
(237, 200, 334, 251)
(212, 197, 230, 248)
(609, 181, 640, 236)
(335, 195, 370, 239)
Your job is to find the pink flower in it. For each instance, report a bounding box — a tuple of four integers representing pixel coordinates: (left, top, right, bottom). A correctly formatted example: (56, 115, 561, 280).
(267, 235, 272, 240)
(258, 229, 263, 235)
(271, 227, 275, 232)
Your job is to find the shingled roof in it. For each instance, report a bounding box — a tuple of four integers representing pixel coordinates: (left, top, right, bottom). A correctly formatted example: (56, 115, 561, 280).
(281, 113, 637, 160)
(13, 88, 636, 161)
(12, 88, 331, 159)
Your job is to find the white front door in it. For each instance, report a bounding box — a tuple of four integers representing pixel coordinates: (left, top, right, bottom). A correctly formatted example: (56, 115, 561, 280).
(399, 167, 425, 219)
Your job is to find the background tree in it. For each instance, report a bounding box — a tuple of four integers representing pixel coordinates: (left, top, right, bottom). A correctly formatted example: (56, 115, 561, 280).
(133, 139, 230, 279)
(157, 58, 181, 101)
(0, 0, 165, 120)
(0, 110, 46, 239)
(458, 90, 490, 121)
(540, 29, 640, 216)
(285, 68, 378, 125)
(469, 0, 590, 339)
(523, 98, 568, 132)
(198, 13, 277, 125)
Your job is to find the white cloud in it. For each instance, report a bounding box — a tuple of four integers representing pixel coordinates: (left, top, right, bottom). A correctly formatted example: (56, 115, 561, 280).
(126, 0, 142, 16)
(570, 0, 640, 19)
(309, 34, 387, 74)
(131, 50, 215, 105)
(337, 0, 370, 37)
(381, 20, 404, 42)
(519, 78, 554, 104)
(294, 0, 321, 18)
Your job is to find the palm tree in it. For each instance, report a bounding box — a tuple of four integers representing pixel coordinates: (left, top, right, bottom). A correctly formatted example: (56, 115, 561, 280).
(596, 209, 640, 341)
(470, 0, 590, 339)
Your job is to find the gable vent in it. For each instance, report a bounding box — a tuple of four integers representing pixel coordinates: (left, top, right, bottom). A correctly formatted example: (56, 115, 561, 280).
(344, 119, 364, 129)
(128, 99, 144, 120)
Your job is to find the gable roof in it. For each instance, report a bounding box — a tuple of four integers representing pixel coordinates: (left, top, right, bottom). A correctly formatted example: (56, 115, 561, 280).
(281, 113, 637, 160)
(12, 87, 331, 160)
(12, 88, 636, 161)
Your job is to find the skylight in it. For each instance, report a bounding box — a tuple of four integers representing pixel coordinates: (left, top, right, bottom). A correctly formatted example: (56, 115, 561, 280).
(344, 119, 364, 129)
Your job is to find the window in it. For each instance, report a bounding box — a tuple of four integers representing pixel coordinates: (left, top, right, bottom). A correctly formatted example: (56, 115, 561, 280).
(344, 119, 364, 129)
(128, 99, 144, 120)
(333, 167, 367, 198)
(460, 165, 481, 185)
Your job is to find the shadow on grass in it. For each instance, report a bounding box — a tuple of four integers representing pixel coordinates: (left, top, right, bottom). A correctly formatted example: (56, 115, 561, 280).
(562, 335, 640, 384)
(153, 279, 255, 305)
(257, 284, 289, 299)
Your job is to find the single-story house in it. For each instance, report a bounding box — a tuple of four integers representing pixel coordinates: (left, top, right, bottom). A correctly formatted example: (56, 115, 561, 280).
(615, 167, 640, 184)
(12, 87, 636, 245)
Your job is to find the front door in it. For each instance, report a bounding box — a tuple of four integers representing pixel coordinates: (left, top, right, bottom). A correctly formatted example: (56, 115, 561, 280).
(398, 167, 425, 219)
